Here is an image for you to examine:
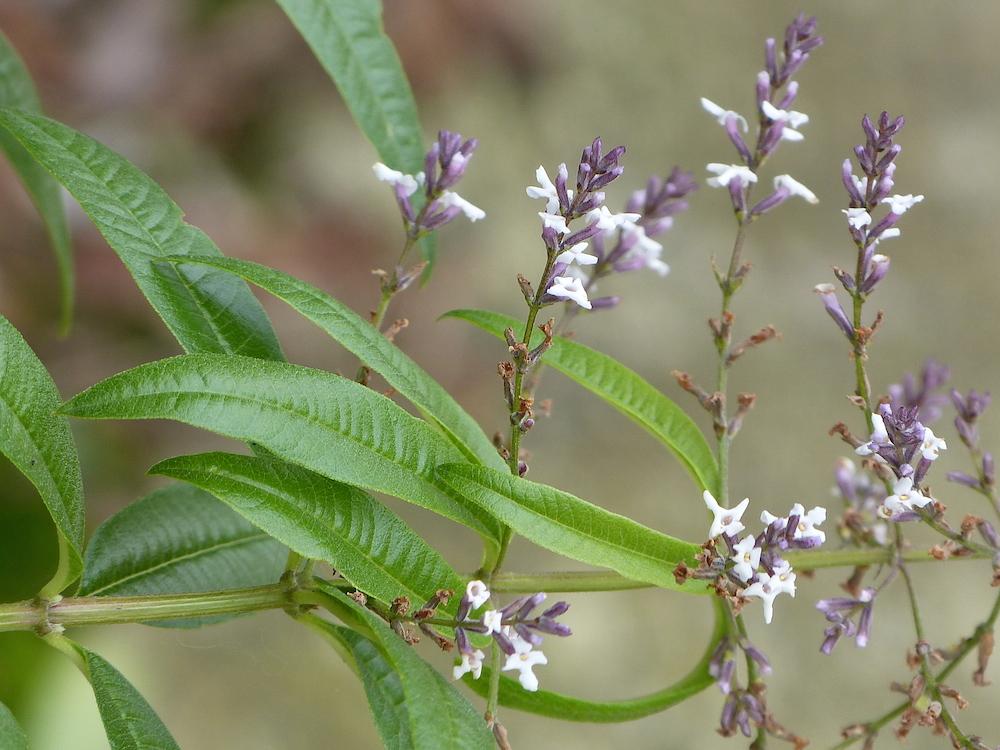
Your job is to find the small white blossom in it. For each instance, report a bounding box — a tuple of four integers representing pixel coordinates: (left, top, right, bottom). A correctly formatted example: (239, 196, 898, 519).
(503, 649, 548, 692)
(743, 560, 796, 624)
(881, 193, 924, 215)
(843, 207, 873, 230)
(372, 162, 421, 196)
(586, 205, 641, 232)
(706, 163, 758, 189)
(556, 242, 598, 266)
(919, 427, 947, 461)
(700, 97, 749, 132)
(526, 165, 572, 214)
(774, 174, 818, 204)
(546, 276, 592, 309)
(453, 649, 486, 681)
(760, 101, 809, 141)
(789, 503, 827, 544)
(873, 228, 901, 244)
(703, 490, 750, 539)
(855, 414, 890, 456)
(539, 212, 572, 235)
(482, 609, 503, 635)
(731, 536, 762, 583)
(621, 223, 669, 276)
(880, 476, 934, 518)
(439, 191, 486, 222)
(465, 580, 491, 609)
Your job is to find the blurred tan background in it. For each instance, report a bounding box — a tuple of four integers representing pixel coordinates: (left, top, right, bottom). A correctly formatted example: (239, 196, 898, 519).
(1, 0, 999, 748)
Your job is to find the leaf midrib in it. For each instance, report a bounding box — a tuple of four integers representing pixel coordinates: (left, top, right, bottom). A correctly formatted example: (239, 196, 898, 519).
(84, 531, 273, 596)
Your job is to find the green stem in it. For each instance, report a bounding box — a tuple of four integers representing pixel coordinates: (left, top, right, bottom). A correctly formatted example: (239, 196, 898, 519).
(0, 584, 311, 632)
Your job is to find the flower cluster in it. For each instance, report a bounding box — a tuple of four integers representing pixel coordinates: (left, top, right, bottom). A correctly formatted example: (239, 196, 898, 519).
(524, 138, 633, 311)
(816, 587, 876, 653)
(832, 457, 889, 546)
(450, 580, 571, 692)
(854, 402, 946, 520)
(814, 111, 923, 340)
(701, 13, 822, 216)
(686, 491, 826, 624)
(947, 389, 995, 493)
(373, 129, 485, 239)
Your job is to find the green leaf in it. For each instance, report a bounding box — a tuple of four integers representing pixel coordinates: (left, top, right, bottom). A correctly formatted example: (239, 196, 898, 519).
(0, 701, 28, 750)
(150, 452, 463, 608)
(463, 598, 727, 722)
(308, 585, 494, 750)
(166, 255, 505, 470)
(77, 645, 180, 750)
(0, 314, 84, 594)
(313, 623, 415, 749)
(0, 33, 73, 334)
(444, 309, 720, 495)
(78, 482, 286, 627)
(437, 464, 704, 593)
(274, 0, 437, 272)
(60, 354, 500, 546)
(0, 109, 284, 361)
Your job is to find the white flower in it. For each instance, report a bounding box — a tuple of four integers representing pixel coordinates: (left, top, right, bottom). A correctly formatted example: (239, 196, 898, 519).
(453, 649, 486, 681)
(881, 194, 924, 215)
(774, 174, 818, 204)
(546, 276, 592, 309)
(761, 101, 809, 141)
(703, 490, 750, 539)
(482, 609, 503, 635)
(855, 414, 889, 456)
(539, 212, 571, 235)
(621, 223, 669, 276)
(465, 580, 491, 609)
(585, 205, 641, 232)
(706, 163, 758, 189)
(787, 503, 827, 545)
(880, 476, 934, 517)
(700, 97, 749, 132)
(919, 427, 947, 461)
(743, 560, 796, 624)
(731, 536, 762, 583)
(526, 165, 572, 214)
(439, 191, 486, 222)
(873, 228, 901, 244)
(843, 207, 873, 230)
(556, 242, 598, 266)
(372, 162, 420, 197)
(503, 649, 548, 692)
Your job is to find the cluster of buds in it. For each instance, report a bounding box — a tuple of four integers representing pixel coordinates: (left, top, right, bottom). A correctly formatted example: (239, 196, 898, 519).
(450, 580, 571, 692)
(709, 633, 771, 696)
(852, 402, 946, 520)
(816, 587, 876, 654)
(948, 389, 995, 493)
(701, 14, 822, 217)
(832, 457, 889, 546)
(371, 130, 484, 302)
(676, 492, 826, 625)
(524, 137, 632, 311)
(889, 359, 951, 423)
(815, 111, 924, 341)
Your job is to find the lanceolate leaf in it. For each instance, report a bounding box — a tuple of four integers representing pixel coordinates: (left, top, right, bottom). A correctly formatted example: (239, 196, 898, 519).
(309, 586, 494, 750)
(437, 464, 704, 593)
(444, 309, 720, 495)
(0, 314, 84, 593)
(0, 701, 28, 750)
(275, 0, 437, 272)
(150, 452, 463, 608)
(76, 645, 180, 750)
(465, 599, 727, 722)
(0, 109, 284, 361)
(79, 483, 286, 627)
(59, 354, 500, 546)
(0, 32, 73, 333)
(165, 255, 505, 470)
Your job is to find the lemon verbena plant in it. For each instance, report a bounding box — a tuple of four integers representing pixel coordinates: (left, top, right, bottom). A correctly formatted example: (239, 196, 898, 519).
(0, 6, 997, 750)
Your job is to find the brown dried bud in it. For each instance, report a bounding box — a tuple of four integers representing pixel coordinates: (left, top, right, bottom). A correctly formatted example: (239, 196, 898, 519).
(726, 325, 780, 366)
(383, 317, 409, 343)
(974, 630, 994, 686)
(938, 684, 969, 710)
(418, 622, 452, 651)
(517, 274, 534, 304)
(673, 562, 690, 586)
(390, 596, 411, 616)
(348, 590, 368, 606)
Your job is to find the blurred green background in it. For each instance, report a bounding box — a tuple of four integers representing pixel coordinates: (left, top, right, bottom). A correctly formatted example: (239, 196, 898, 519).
(1, 0, 999, 747)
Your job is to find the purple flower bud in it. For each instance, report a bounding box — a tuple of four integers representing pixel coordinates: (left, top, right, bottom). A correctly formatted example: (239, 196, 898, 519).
(749, 187, 789, 216)
(533, 617, 572, 637)
(589, 295, 621, 311)
(778, 80, 799, 109)
(833, 266, 856, 293)
(985, 452, 995, 485)
(423, 142, 440, 194)
(555, 163, 571, 213)
(590, 165, 625, 191)
(861, 253, 890, 293)
(764, 38, 778, 80)
(514, 623, 543, 647)
(755, 70, 771, 109)
(947, 471, 980, 488)
(854, 144, 873, 174)
(492, 629, 516, 656)
(421, 203, 462, 231)
(726, 116, 752, 163)
(814, 283, 855, 339)
(842, 159, 864, 204)
(542, 601, 570, 618)
(728, 180, 746, 213)
(979, 520, 1000, 549)
(455, 626, 471, 654)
